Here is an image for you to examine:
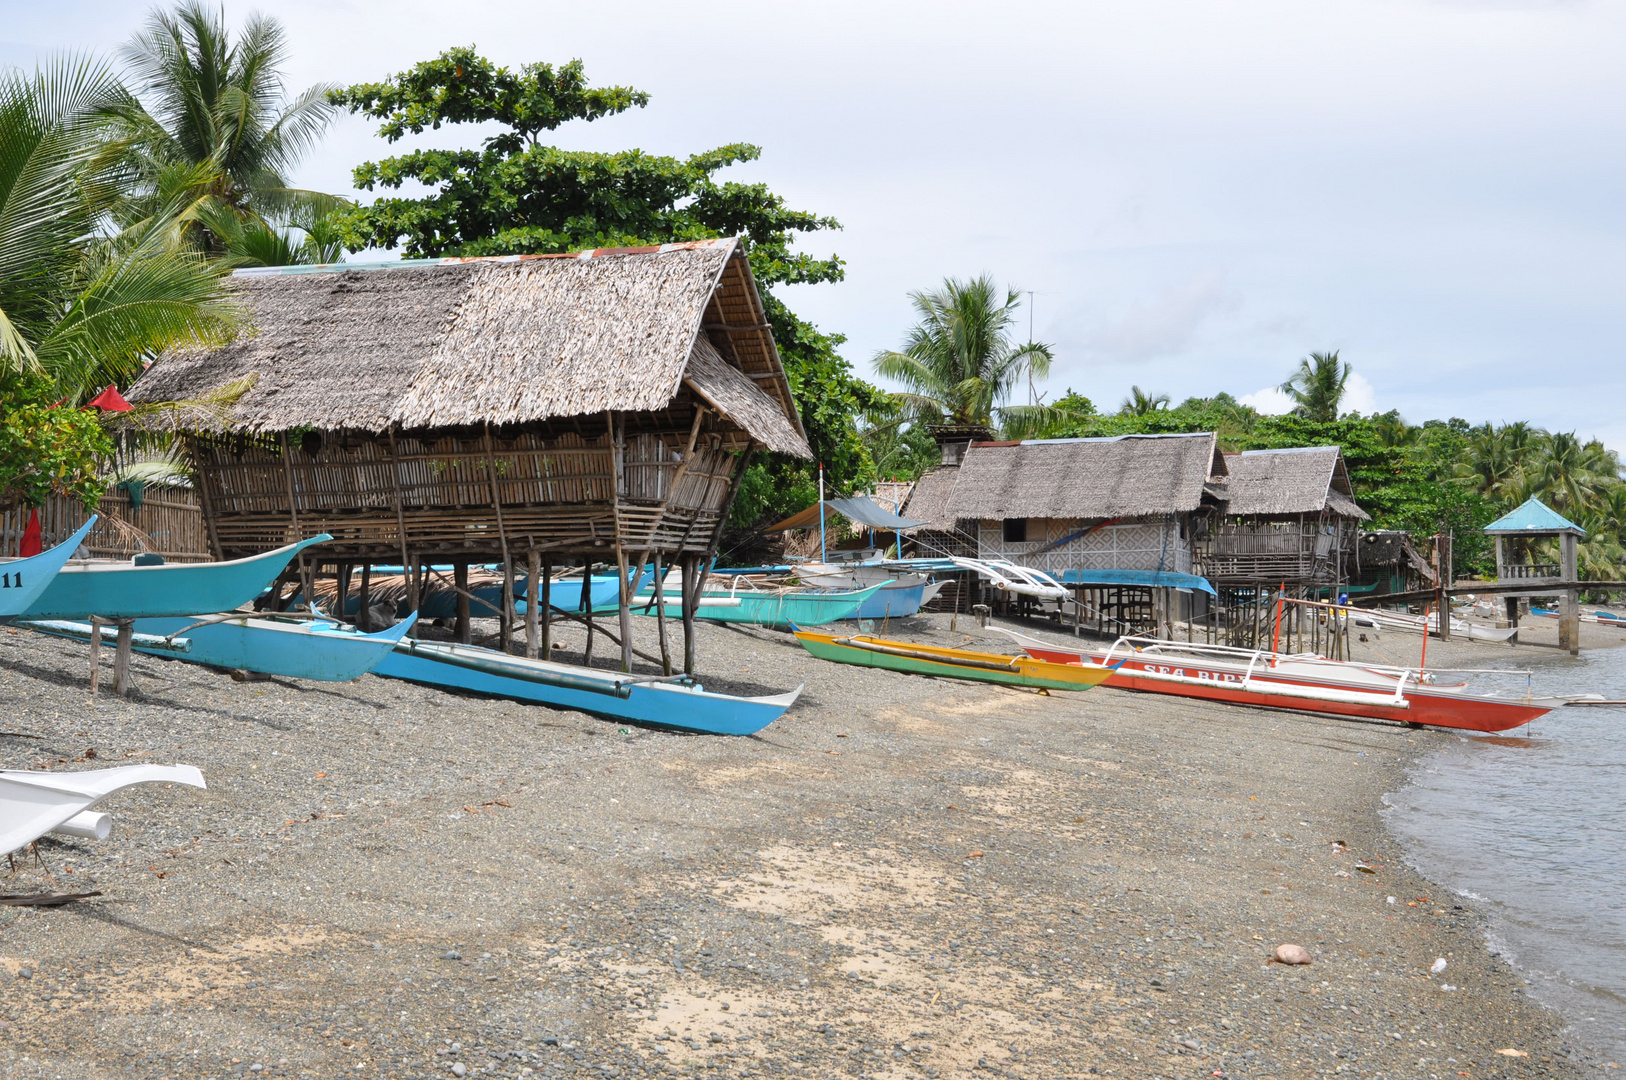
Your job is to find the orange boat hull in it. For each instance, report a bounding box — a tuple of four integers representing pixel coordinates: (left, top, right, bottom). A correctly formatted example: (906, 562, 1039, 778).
(1022, 646, 1552, 733)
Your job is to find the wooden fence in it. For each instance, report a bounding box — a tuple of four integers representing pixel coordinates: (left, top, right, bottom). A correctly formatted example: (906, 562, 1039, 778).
(0, 487, 212, 562)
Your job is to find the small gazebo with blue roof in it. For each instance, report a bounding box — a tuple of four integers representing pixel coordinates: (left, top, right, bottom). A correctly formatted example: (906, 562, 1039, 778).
(1483, 497, 1585, 653)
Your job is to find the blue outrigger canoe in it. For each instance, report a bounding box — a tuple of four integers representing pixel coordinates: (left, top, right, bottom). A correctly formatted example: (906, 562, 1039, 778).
(26, 612, 416, 681)
(612, 581, 884, 628)
(0, 518, 97, 619)
(21, 535, 331, 620)
(135, 613, 416, 679)
(373, 639, 801, 736)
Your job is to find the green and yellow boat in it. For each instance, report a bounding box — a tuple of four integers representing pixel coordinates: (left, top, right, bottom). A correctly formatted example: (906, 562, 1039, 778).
(791, 629, 1118, 692)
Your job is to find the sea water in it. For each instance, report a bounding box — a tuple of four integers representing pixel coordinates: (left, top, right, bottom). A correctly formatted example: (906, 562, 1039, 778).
(1387, 646, 1626, 1063)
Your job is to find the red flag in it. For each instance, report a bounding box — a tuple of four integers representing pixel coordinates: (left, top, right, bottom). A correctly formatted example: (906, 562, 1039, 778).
(18, 508, 42, 557)
(85, 384, 132, 412)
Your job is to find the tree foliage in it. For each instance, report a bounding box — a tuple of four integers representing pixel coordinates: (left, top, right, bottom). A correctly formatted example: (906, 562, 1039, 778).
(871, 276, 1051, 432)
(115, 1, 344, 260)
(329, 48, 869, 530)
(0, 52, 239, 508)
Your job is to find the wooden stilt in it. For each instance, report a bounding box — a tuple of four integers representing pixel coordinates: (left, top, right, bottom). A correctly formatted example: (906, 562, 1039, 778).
(681, 556, 697, 676)
(88, 616, 103, 695)
(525, 548, 541, 659)
(357, 563, 372, 631)
(336, 562, 352, 623)
(540, 557, 553, 658)
(582, 559, 595, 666)
(113, 619, 133, 697)
(454, 562, 471, 643)
(616, 548, 633, 674)
(500, 553, 515, 653)
(654, 551, 672, 675)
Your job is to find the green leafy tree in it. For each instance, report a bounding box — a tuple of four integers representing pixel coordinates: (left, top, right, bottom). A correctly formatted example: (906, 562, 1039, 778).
(1280, 350, 1350, 422)
(0, 375, 115, 511)
(872, 276, 1052, 432)
(328, 48, 867, 531)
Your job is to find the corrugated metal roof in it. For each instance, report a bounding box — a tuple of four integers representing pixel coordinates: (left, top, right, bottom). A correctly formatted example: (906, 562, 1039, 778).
(1483, 497, 1586, 535)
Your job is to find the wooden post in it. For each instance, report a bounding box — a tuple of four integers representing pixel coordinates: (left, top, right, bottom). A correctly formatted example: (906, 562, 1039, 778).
(113, 619, 133, 698)
(1561, 531, 1580, 656)
(88, 616, 103, 695)
(386, 426, 416, 613)
(540, 556, 553, 658)
(357, 563, 372, 631)
(1436, 533, 1452, 641)
(581, 560, 595, 666)
(1506, 596, 1521, 644)
(654, 551, 672, 675)
(616, 548, 634, 673)
(454, 562, 471, 643)
(336, 562, 352, 623)
(192, 448, 224, 561)
(525, 548, 541, 659)
(681, 555, 698, 675)
(483, 424, 515, 653)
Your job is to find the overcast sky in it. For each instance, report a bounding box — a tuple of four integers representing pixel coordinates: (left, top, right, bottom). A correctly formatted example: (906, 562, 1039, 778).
(7, 1, 1624, 443)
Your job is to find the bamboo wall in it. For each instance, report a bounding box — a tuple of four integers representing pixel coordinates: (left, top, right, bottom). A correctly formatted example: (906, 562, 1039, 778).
(0, 487, 211, 561)
(191, 416, 746, 562)
(1202, 516, 1360, 585)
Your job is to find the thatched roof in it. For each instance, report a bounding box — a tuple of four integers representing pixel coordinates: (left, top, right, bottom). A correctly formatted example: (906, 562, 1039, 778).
(125, 239, 809, 456)
(944, 434, 1227, 520)
(1215, 447, 1368, 520)
(900, 462, 964, 533)
(1360, 530, 1438, 583)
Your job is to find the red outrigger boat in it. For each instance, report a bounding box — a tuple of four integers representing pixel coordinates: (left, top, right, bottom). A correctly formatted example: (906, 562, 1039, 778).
(1000, 631, 1559, 733)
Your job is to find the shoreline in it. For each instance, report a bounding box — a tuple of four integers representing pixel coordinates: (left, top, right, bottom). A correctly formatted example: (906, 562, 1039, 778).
(0, 613, 1594, 1078)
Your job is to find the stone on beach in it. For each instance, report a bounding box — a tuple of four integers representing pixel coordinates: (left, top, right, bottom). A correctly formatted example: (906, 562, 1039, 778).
(1271, 943, 1312, 965)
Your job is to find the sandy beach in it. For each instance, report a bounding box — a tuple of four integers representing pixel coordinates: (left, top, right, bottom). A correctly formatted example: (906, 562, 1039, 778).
(0, 611, 1602, 1079)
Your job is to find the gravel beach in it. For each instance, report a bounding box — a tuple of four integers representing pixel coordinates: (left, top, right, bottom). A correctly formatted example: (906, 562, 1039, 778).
(0, 610, 1600, 1079)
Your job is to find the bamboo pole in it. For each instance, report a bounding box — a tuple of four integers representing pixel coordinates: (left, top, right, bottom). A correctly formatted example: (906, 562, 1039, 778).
(279, 433, 314, 612)
(525, 548, 541, 659)
(192, 448, 224, 561)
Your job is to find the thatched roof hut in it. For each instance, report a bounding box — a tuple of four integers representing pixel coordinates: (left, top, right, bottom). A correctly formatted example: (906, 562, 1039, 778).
(944, 434, 1226, 521)
(124, 239, 809, 668)
(1203, 447, 1368, 587)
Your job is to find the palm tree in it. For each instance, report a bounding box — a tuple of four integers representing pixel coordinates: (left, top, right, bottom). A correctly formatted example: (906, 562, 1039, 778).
(1119, 386, 1170, 416)
(873, 275, 1052, 431)
(1280, 350, 1351, 422)
(1530, 431, 1606, 518)
(116, 1, 342, 256)
(0, 55, 238, 397)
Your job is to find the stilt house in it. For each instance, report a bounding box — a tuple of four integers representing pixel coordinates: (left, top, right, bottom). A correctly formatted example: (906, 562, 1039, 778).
(1203, 447, 1368, 588)
(124, 239, 811, 671)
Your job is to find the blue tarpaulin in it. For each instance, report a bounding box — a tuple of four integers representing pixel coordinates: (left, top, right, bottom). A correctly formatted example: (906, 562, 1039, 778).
(1057, 568, 1218, 596)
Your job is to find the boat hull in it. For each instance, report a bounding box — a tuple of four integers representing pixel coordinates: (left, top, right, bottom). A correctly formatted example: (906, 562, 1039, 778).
(1022, 644, 1551, 732)
(623, 583, 884, 628)
(0, 519, 97, 618)
(126, 615, 416, 680)
(848, 582, 927, 620)
(793, 630, 1115, 691)
(20, 535, 331, 619)
(0, 764, 206, 857)
(371, 645, 800, 735)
